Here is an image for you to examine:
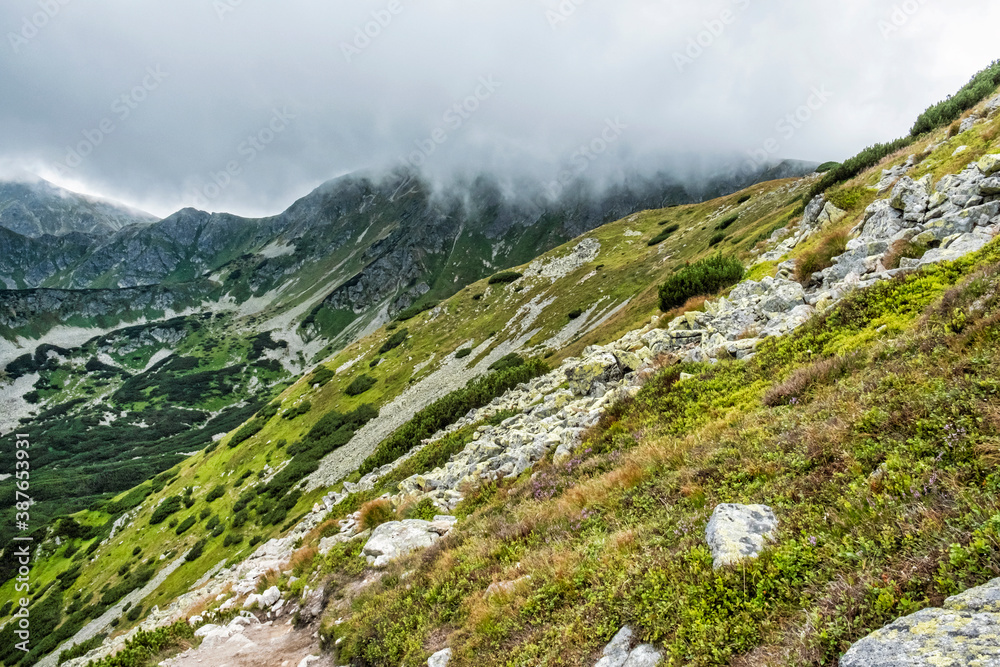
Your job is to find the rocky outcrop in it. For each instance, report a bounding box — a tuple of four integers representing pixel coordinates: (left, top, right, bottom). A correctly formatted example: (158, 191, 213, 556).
(705, 504, 778, 568)
(841, 577, 1000, 667)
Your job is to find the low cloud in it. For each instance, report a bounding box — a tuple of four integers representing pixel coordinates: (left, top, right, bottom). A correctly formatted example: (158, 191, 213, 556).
(0, 0, 997, 217)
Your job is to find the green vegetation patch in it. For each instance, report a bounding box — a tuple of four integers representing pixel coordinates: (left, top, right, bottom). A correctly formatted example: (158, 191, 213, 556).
(658, 255, 745, 311)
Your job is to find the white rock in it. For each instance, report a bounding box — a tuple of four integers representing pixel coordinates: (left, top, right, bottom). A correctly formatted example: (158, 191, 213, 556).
(705, 504, 778, 569)
(428, 647, 453, 667)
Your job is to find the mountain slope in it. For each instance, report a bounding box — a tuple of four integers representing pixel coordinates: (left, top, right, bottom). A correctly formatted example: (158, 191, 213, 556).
(0, 179, 157, 239)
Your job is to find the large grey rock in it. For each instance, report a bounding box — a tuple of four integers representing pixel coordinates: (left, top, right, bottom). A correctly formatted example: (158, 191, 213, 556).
(595, 626, 634, 667)
(980, 177, 1000, 196)
(890, 176, 931, 222)
(840, 578, 1000, 667)
(594, 627, 662, 667)
(363, 518, 456, 567)
(979, 154, 1000, 176)
(802, 195, 827, 229)
(622, 645, 662, 667)
(852, 200, 904, 248)
(705, 504, 778, 568)
(565, 353, 624, 396)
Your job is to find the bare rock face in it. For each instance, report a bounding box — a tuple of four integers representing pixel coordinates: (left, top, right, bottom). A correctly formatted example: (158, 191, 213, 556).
(705, 504, 778, 569)
(840, 578, 1000, 667)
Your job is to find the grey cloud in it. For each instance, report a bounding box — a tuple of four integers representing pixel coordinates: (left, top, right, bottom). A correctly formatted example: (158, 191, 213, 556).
(0, 0, 996, 217)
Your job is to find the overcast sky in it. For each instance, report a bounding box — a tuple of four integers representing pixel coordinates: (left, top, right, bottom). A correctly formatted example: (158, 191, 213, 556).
(1, 0, 997, 218)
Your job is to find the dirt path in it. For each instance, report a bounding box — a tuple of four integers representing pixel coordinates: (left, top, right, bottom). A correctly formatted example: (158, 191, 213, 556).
(161, 619, 331, 667)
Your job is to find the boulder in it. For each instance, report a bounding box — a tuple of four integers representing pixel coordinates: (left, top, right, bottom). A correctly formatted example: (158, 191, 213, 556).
(260, 585, 280, 607)
(428, 647, 453, 667)
(565, 353, 624, 396)
(890, 176, 931, 222)
(194, 623, 221, 638)
(802, 195, 827, 229)
(363, 518, 456, 567)
(840, 577, 1000, 666)
(705, 504, 778, 569)
(623, 645, 663, 667)
(817, 201, 848, 226)
(595, 626, 633, 667)
(981, 177, 1000, 196)
(978, 154, 1000, 176)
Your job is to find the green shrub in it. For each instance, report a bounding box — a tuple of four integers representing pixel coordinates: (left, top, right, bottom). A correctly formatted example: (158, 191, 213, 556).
(568, 309, 583, 320)
(455, 348, 473, 359)
(488, 271, 523, 284)
(206, 485, 225, 503)
(658, 255, 746, 311)
(359, 358, 548, 474)
(808, 136, 914, 200)
(149, 496, 182, 525)
(175, 516, 196, 535)
(394, 301, 439, 321)
(737, 194, 752, 204)
(911, 59, 1000, 135)
(185, 539, 207, 562)
(346, 375, 377, 396)
(648, 224, 680, 246)
(223, 532, 244, 547)
(379, 329, 409, 355)
(228, 419, 264, 449)
(708, 232, 726, 247)
(794, 231, 849, 283)
(126, 605, 143, 622)
(309, 367, 335, 387)
(716, 214, 739, 231)
(87, 621, 193, 667)
(489, 353, 525, 372)
(283, 400, 312, 420)
(816, 161, 840, 173)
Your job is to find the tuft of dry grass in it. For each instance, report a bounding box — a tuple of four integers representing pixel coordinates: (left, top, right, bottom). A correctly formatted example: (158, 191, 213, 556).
(290, 545, 318, 576)
(359, 499, 395, 531)
(794, 231, 849, 284)
(256, 568, 281, 594)
(763, 354, 859, 407)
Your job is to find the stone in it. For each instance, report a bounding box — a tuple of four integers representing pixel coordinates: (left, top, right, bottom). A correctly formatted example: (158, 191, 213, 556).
(243, 594, 261, 609)
(622, 644, 663, 667)
(705, 504, 778, 569)
(565, 353, 624, 396)
(817, 201, 848, 226)
(428, 647, 453, 667)
(194, 623, 221, 638)
(978, 154, 1000, 176)
(595, 626, 634, 667)
(298, 656, 321, 667)
(840, 578, 1000, 667)
(260, 585, 281, 607)
(890, 176, 931, 222)
(980, 177, 1000, 196)
(363, 519, 453, 567)
(960, 114, 981, 133)
(802, 195, 827, 228)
